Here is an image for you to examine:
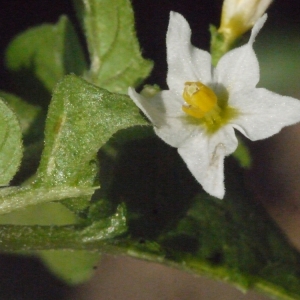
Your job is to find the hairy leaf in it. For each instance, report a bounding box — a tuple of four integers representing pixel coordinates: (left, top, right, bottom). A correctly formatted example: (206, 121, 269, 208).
(34, 74, 148, 211)
(0, 98, 23, 185)
(0, 185, 96, 215)
(0, 91, 43, 145)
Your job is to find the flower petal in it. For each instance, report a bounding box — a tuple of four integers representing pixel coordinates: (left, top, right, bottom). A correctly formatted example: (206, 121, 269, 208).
(129, 88, 195, 147)
(155, 117, 198, 148)
(248, 14, 268, 45)
(128, 88, 184, 121)
(166, 12, 212, 97)
(214, 15, 267, 93)
(214, 44, 259, 93)
(178, 126, 238, 199)
(231, 88, 300, 141)
(128, 87, 163, 126)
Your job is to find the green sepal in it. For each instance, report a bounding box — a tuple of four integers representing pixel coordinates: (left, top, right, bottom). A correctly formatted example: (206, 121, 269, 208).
(210, 24, 237, 66)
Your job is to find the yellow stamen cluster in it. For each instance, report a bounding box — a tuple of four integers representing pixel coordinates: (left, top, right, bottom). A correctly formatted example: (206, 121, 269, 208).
(182, 82, 221, 125)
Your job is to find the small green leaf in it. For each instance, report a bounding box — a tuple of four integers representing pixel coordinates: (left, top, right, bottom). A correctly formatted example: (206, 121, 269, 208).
(39, 250, 100, 285)
(0, 98, 23, 185)
(73, 0, 153, 92)
(5, 16, 87, 98)
(80, 204, 127, 242)
(232, 137, 251, 169)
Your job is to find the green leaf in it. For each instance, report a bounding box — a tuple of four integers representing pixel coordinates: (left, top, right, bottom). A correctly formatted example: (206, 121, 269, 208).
(5, 15, 87, 101)
(0, 98, 23, 185)
(0, 202, 77, 225)
(0, 91, 43, 144)
(39, 250, 100, 285)
(164, 189, 300, 299)
(0, 185, 96, 215)
(33, 74, 148, 212)
(73, 0, 153, 93)
(36, 74, 148, 185)
(0, 203, 128, 251)
(0, 201, 99, 284)
(81, 203, 127, 242)
(49, 204, 126, 283)
(160, 168, 300, 299)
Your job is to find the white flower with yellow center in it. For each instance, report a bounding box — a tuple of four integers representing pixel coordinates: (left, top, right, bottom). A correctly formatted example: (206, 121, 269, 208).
(128, 12, 300, 199)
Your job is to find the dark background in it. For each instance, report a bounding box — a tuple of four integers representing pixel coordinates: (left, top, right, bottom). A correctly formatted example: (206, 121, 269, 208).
(0, 1, 300, 299)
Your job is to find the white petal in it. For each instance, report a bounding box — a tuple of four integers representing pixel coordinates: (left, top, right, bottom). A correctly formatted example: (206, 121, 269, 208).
(128, 88, 184, 120)
(214, 43, 259, 93)
(214, 15, 267, 93)
(129, 87, 195, 147)
(248, 14, 267, 45)
(128, 87, 163, 126)
(231, 88, 300, 141)
(178, 126, 238, 199)
(166, 12, 212, 97)
(155, 117, 200, 148)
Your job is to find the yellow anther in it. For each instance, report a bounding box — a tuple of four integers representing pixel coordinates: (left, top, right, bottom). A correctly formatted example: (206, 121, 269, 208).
(182, 82, 220, 119)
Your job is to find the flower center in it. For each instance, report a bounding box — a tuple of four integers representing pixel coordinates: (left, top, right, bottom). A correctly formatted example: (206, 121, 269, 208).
(182, 82, 221, 125)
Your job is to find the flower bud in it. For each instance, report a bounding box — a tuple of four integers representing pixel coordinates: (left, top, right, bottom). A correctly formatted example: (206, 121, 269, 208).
(218, 0, 272, 42)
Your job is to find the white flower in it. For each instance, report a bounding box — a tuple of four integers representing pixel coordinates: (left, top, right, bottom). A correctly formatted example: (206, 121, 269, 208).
(128, 12, 300, 199)
(219, 0, 273, 41)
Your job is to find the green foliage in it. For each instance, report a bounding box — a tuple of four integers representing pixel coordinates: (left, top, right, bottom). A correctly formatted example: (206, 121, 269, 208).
(5, 16, 87, 95)
(0, 92, 41, 138)
(0, 98, 23, 186)
(1, 0, 300, 298)
(98, 139, 300, 299)
(0, 202, 77, 226)
(0, 202, 99, 285)
(0, 185, 96, 215)
(0, 0, 154, 285)
(72, 0, 153, 92)
(39, 250, 100, 285)
(165, 188, 300, 298)
(34, 75, 148, 205)
(210, 25, 227, 67)
(232, 137, 251, 169)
